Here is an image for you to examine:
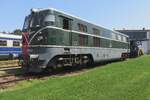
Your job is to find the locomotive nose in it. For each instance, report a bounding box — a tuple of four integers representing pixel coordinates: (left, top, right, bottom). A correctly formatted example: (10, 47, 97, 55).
(29, 54, 39, 65)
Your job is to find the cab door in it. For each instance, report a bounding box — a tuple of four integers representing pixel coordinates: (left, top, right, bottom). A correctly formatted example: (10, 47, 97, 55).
(59, 16, 73, 46)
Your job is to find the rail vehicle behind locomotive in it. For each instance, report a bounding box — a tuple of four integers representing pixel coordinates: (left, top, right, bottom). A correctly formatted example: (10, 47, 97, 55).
(22, 8, 129, 72)
(0, 33, 22, 60)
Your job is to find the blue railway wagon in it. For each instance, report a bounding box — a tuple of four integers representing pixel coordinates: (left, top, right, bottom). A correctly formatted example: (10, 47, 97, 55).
(0, 33, 22, 60)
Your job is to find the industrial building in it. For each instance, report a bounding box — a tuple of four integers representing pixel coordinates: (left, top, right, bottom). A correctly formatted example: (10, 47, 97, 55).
(117, 29, 150, 54)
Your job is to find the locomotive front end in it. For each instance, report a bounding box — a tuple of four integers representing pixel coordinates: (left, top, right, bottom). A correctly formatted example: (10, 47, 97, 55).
(22, 9, 56, 72)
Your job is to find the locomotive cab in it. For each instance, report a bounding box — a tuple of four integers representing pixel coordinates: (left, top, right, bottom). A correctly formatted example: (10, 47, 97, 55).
(22, 9, 64, 72)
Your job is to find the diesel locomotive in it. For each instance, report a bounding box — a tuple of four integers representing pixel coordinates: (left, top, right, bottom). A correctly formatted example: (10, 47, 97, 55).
(22, 8, 129, 72)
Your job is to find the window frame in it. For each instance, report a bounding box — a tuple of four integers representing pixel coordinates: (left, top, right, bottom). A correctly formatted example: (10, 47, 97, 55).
(0, 40, 7, 46)
(78, 23, 87, 33)
(93, 28, 100, 35)
(13, 40, 20, 47)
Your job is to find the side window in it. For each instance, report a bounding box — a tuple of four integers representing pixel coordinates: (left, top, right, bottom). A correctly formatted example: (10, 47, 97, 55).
(63, 18, 70, 30)
(13, 41, 20, 46)
(0, 40, 7, 46)
(78, 23, 87, 32)
(93, 28, 100, 35)
(59, 16, 72, 30)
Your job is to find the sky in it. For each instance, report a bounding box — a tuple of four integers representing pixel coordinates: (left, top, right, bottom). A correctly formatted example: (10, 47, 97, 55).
(0, 0, 150, 32)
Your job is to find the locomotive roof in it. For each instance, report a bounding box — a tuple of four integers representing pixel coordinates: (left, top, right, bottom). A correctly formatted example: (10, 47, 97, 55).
(31, 8, 129, 37)
(0, 33, 22, 40)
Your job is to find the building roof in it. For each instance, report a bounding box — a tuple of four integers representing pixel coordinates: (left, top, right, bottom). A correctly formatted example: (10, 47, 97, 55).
(116, 29, 149, 41)
(116, 29, 150, 32)
(0, 33, 22, 40)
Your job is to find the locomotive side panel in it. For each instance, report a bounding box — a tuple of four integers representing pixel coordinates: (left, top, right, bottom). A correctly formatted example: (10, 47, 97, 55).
(28, 45, 128, 72)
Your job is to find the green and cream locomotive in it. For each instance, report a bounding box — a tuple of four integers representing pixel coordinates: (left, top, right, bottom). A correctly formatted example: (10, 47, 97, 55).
(22, 8, 129, 72)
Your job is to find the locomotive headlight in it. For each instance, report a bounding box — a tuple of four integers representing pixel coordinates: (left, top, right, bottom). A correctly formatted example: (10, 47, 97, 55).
(37, 36, 44, 41)
(30, 55, 39, 61)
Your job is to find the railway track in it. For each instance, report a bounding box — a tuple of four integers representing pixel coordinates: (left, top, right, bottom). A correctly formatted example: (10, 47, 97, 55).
(0, 67, 22, 77)
(0, 60, 49, 88)
(0, 60, 23, 88)
(0, 67, 84, 89)
(0, 75, 24, 85)
(0, 61, 109, 89)
(0, 72, 43, 89)
(0, 60, 21, 76)
(0, 60, 20, 68)
(0, 75, 35, 89)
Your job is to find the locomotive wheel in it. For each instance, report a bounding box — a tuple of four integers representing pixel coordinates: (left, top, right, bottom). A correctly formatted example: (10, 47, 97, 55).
(46, 57, 60, 72)
(22, 65, 29, 73)
(86, 56, 94, 67)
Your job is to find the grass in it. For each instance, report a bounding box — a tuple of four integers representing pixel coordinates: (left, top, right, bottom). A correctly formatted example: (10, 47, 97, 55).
(0, 55, 150, 100)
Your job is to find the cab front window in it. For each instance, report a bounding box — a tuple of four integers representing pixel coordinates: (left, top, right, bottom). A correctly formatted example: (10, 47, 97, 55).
(43, 14, 55, 26)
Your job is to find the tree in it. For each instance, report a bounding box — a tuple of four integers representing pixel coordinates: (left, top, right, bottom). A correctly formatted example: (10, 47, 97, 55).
(13, 29, 22, 35)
